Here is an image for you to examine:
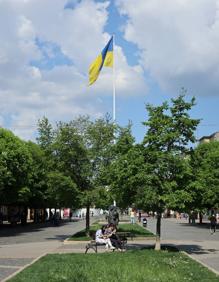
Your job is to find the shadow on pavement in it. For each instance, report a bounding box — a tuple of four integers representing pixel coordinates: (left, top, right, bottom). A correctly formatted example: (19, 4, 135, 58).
(179, 222, 212, 230)
(126, 243, 179, 252)
(45, 234, 71, 241)
(126, 242, 219, 256)
(166, 243, 219, 255)
(0, 220, 75, 238)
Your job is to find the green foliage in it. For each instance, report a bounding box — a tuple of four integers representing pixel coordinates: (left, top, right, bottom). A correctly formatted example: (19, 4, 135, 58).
(190, 141, 219, 210)
(25, 141, 48, 208)
(90, 187, 112, 210)
(109, 144, 145, 208)
(85, 115, 116, 189)
(143, 94, 199, 153)
(46, 171, 79, 208)
(139, 95, 199, 212)
(106, 124, 137, 207)
(0, 128, 32, 205)
(36, 115, 116, 221)
(53, 120, 90, 190)
(114, 123, 135, 155)
(109, 95, 199, 213)
(107, 94, 199, 249)
(36, 116, 54, 153)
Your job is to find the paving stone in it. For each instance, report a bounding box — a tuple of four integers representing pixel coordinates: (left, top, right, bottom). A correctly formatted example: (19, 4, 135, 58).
(201, 256, 219, 271)
(0, 258, 33, 267)
(0, 267, 19, 281)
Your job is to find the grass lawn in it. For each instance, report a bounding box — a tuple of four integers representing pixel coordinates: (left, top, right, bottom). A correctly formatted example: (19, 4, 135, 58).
(117, 223, 154, 236)
(68, 223, 154, 241)
(9, 250, 219, 282)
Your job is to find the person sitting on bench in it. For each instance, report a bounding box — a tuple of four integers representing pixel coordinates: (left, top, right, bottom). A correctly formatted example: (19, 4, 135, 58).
(105, 223, 124, 252)
(95, 225, 115, 250)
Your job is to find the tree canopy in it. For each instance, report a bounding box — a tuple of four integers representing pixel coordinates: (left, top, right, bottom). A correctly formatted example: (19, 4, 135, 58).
(0, 128, 32, 205)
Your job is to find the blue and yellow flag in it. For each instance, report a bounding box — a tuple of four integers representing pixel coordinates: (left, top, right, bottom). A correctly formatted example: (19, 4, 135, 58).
(89, 36, 113, 85)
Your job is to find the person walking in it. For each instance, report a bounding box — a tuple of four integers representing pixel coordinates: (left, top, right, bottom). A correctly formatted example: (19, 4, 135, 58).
(69, 211, 72, 222)
(138, 211, 142, 223)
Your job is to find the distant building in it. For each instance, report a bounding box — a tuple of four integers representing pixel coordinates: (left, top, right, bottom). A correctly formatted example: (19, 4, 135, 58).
(199, 132, 219, 144)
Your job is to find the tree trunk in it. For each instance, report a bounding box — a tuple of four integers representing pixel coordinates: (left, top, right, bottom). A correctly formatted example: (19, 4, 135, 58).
(86, 204, 90, 237)
(155, 212, 161, 251)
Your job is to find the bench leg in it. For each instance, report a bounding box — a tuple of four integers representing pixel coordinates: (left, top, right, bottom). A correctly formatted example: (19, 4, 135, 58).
(85, 243, 98, 254)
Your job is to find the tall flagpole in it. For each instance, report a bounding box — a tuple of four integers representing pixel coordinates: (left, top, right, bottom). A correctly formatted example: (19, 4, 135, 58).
(112, 34, 117, 207)
(113, 34, 116, 122)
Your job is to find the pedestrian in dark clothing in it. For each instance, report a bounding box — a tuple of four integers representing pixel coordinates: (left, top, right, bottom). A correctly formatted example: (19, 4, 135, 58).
(138, 212, 142, 223)
(209, 214, 217, 234)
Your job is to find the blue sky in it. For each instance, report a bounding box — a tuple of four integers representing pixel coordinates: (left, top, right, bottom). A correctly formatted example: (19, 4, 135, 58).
(0, 0, 219, 144)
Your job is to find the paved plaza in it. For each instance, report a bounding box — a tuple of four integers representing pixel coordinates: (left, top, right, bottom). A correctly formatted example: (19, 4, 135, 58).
(0, 217, 219, 281)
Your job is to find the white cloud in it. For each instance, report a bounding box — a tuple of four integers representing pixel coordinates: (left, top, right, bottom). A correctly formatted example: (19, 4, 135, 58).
(0, 0, 147, 140)
(116, 0, 219, 96)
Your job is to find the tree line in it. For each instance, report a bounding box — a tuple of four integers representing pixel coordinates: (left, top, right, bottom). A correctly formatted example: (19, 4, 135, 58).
(0, 94, 218, 249)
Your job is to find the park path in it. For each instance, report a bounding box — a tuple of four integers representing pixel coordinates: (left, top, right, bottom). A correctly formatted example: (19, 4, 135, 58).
(0, 217, 219, 281)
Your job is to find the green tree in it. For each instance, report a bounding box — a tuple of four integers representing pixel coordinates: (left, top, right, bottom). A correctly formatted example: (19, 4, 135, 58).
(107, 124, 138, 208)
(141, 94, 199, 250)
(109, 95, 199, 250)
(46, 171, 79, 209)
(0, 128, 32, 205)
(189, 141, 219, 213)
(25, 141, 48, 211)
(67, 116, 116, 233)
(36, 116, 54, 158)
(54, 120, 90, 189)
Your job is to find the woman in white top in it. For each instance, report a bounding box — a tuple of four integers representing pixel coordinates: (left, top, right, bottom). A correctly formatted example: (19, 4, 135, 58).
(130, 209, 135, 224)
(95, 225, 115, 250)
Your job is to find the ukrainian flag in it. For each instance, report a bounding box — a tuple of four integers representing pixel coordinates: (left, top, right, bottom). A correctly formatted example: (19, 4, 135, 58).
(89, 36, 113, 85)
